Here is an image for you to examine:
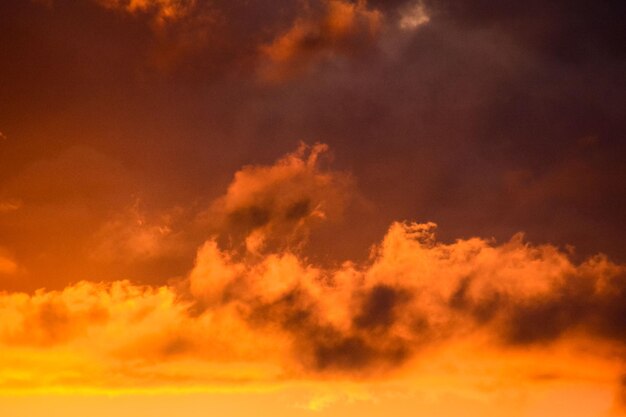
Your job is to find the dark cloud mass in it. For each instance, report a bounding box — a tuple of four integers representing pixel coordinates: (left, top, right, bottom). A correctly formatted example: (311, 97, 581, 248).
(450, 264, 626, 346)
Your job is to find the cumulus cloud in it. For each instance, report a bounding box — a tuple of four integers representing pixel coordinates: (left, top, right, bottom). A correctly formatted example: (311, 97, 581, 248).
(0, 144, 625, 401)
(187, 220, 626, 374)
(1, 213, 625, 392)
(0, 149, 626, 389)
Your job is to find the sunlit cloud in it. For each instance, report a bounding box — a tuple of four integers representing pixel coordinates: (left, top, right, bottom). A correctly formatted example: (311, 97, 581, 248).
(34, 0, 387, 76)
(201, 143, 352, 254)
(0, 145, 624, 410)
(259, 0, 383, 81)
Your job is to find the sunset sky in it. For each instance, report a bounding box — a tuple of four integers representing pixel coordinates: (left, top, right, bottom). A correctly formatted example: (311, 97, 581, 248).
(1, 0, 625, 415)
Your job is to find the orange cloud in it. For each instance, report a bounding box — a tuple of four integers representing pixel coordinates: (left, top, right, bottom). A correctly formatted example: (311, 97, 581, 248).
(0, 144, 625, 410)
(1, 222, 625, 392)
(259, 0, 383, 81)
(186, 219, 626, 375)
(201, 143, 352, 254)
(35, 0, 385, 77)
(0, 280, 286, 391)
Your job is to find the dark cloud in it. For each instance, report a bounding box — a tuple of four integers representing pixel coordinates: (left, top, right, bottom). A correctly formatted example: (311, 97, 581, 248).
(246, 286, 416, 373)
(353, 284, 411, 330)
(449, 265, 626, 347)
(9, 294, 110, 347)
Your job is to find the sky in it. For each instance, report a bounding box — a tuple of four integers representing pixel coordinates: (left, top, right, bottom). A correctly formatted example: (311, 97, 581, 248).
(0, 0, 625, 415)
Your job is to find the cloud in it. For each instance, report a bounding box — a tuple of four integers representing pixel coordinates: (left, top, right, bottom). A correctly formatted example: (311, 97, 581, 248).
(32, 0, 385, 76)
(90, 199, 185, 263)
(87, 0, 217, 72)
(398, 1, 430, 30)
(188, 219, 626, 374)
(1, 0, 623, 409)
(92, 0, 196, 23)
(259, 0, 383, 81)
(0, 218, 624, 392)
(0, 144, 625, 403)
(201, 142, 353, 254)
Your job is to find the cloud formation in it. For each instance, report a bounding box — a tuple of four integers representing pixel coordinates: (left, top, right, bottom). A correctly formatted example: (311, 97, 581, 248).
(202, 143, 352, 254)
(1, 145, 625, 402)
(259, 0, 382, 81)
(42, 0, 387, 75)
(93, 0, 196, 23)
